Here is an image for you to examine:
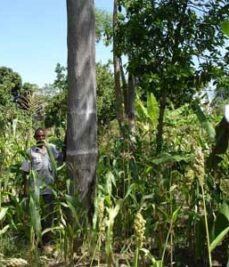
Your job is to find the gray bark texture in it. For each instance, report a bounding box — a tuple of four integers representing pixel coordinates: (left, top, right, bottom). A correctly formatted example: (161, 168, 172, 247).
(66, 0, 97, 220)
(127, 73, 135, 132)
(113, 0, 124, 127)
(156, 93, 166, 154)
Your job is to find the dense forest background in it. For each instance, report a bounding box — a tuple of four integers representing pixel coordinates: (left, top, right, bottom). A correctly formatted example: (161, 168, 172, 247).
(1, 1, 229, 266)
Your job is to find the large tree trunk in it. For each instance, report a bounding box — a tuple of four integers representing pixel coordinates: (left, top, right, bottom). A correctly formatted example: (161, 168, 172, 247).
(156, 92, 166, 154)
(120, 58, 128, 116)
(113, 0, 124, 129)
(126, 73, 136, 132)
(66, 0, 97, 220)
(207, 117, 229, 171)
(120, 59, 136, 133)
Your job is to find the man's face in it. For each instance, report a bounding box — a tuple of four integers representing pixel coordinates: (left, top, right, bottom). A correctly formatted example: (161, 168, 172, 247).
(34, 130, 46, 147)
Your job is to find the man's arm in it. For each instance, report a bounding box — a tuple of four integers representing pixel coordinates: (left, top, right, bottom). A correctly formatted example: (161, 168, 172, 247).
(49, 144, 64, 164)
(20, 160, 30, 196)
(22, 171, 29, 196)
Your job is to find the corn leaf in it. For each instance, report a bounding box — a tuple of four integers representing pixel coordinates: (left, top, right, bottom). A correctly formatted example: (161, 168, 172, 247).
(30, 170, 40, 204)
(151, 152, 192, 165)
(106, 199, 122, 225)
(106, 171, 116, 196)
(46, 143, 57, 178)
(29, 196, 41, 238)
(219, 202, 229, 222)
(0, 207, 8, 221)
(172, 207, 181, 223)
(210, 226, 229, 252)
(65, 194, 81, 229)
(0, 225, 9, 235)
(141, 248, 163, 267)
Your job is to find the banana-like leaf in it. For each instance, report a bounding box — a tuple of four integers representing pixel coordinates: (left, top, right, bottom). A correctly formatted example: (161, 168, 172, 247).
(135, 96, 149, 120)
(147, 93, 159, 127)
(221, 20, 229, 37)
(210, 226, 229, 252)
(191, 101, 215, 142)
(136, 93, 159, 128)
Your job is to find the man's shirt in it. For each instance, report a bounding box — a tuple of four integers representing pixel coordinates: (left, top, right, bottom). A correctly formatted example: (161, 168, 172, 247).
(21, 144, 62, 195)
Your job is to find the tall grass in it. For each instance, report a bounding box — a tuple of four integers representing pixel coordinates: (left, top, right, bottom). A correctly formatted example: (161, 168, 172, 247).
(1, 100, 229, 266)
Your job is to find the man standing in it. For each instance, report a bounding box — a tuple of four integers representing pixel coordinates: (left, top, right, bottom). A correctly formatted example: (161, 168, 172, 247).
(21, 127, 63, 245)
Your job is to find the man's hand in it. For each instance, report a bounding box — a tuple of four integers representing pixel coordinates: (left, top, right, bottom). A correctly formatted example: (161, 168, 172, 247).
(22, 171, 29, 196)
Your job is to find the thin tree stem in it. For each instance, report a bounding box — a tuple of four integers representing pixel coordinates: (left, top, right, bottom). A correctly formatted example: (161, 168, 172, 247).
(200, 184, 212, 267)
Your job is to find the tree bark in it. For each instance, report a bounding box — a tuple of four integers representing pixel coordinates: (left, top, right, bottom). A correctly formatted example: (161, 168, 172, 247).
(113, 0, 124, 128)
(120, 58, 128, 116)
(207, 117, 229, 171)
(66, 0, 97, 220)
(156, 92, 166, 154)
(126, 73, 136, 132)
